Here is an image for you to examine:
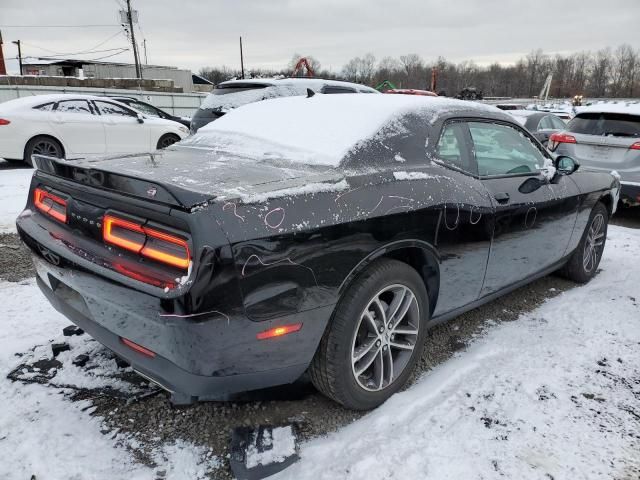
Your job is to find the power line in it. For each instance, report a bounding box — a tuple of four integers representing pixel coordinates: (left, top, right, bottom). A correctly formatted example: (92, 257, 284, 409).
(0, 24, 120, 28)
(32, 47, 130, 59)
(19, 31, 124, 57)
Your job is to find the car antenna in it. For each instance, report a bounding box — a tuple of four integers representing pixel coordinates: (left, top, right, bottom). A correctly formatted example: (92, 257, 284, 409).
(306, 88, 315, 98)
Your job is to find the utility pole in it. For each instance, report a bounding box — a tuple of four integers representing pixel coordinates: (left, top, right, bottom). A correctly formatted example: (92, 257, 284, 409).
(143, 38, 148, 65)
(12, 39, 22, 75)
(125, 0, 142, 78)
(239, 36, 245, 79)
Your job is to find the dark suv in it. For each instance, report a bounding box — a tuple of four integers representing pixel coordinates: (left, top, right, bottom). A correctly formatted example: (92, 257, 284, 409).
(190, 78, 379, 133)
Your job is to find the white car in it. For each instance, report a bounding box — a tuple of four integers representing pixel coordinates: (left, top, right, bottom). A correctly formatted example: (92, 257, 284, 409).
(0, 94, 189, 166)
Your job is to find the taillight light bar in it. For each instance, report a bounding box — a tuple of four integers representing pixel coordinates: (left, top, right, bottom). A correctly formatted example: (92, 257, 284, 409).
(34, 187, 67, 223)
(548, 133, 576, 151)
(103, 214, 190, 270)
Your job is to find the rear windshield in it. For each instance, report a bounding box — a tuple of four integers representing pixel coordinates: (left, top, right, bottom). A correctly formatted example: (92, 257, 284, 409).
(210, 84, 269, 95)
(567, 112, 640, 138)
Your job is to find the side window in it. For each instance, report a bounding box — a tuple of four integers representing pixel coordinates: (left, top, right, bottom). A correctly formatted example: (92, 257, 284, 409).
(436, 123, 476, 175)
(469, 122, 546, 176)
(538, 116, 554, 130)
(131, 101, 160, 117)
(550, 116, 567, 130)
(33, 103, 54, 111)
(322, 86, 356, 94)
(56, 100, 93, 114)
(94, 101, 135, 117)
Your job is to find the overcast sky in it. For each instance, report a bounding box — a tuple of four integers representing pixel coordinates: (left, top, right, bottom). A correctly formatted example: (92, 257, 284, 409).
(1, 0, 639, 75)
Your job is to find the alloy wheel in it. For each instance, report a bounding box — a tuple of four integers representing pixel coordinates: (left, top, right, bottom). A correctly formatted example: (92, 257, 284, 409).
(583, 213, 605, 273)
(350, 284, 420, 392)
(32, 140, 62, 157)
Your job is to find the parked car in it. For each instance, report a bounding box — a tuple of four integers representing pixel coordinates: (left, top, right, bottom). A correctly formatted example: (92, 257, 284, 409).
(509, 110, 567, 147)
(385, 89, 437, 97)
(549, 103, 640, 206)
(107, 96, 191, 128)
(0, 94, 189, 166)
(17, 95, 618, 410)
(190, 77, 379, 133)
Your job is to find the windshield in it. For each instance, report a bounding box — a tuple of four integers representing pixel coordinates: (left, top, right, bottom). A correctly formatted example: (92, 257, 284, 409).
(567, 112, 640, 137)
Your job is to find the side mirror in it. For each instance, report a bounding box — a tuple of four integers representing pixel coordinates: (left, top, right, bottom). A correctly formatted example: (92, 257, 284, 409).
(136, 113, 145, 124)
(555, 155, 579, 175)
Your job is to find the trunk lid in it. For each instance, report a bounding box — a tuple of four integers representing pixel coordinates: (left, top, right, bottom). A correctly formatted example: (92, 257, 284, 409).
(34, 146, 343, 209)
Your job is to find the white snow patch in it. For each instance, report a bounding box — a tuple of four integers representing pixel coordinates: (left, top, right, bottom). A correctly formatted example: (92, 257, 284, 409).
(0, 163, 33, 232)
(245, 426, 297, 469)
(393, 171, 440, 181)
(222, 179, 349, 204)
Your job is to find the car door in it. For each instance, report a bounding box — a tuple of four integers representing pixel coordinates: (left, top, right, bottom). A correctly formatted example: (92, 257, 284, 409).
(92, 100, 151, 153)
(468, 120, 580, 296)
(430, 121, 495, 316)
(49, 99, 105, 155)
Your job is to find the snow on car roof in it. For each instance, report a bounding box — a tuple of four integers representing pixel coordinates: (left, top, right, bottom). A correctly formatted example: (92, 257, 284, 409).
(187, 94, 504, 167)
(0, 93, 127, 111)
(199, 78, 378, 112)
(576, 102, 640, 116)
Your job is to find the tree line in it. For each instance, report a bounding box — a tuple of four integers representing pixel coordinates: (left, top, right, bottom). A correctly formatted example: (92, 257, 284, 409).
(199, 45, 639, 99)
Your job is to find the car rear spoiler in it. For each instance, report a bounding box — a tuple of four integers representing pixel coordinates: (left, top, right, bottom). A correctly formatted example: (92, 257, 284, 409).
(32, 155, 215, 210)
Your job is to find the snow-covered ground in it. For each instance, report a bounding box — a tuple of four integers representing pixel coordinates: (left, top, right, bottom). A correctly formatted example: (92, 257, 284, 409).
(0, 162, 33, 233)
(277, 225, 640, 480)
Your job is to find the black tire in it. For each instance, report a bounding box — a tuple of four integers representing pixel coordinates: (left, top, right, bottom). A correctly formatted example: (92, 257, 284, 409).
(24, 135, 64, 167)
(561, 202, 609, 283)
(310, 258, 429, 410)
(156, 133, 180, 149)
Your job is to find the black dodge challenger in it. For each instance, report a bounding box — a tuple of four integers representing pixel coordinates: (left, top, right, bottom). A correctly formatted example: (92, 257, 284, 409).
(17, 95, 619, 410)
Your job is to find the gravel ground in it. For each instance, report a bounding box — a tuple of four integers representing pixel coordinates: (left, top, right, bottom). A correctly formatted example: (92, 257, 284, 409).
(2, 206, 638, 479)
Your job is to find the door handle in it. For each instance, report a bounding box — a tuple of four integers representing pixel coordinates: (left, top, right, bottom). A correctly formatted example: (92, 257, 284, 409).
(494, 192, 510, 204)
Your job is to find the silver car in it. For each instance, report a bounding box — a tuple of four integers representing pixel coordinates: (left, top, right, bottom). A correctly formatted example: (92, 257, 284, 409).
(550, 103, 640, 207)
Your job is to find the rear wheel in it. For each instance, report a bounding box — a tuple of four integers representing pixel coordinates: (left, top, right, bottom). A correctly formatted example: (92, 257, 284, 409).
(561, 202, 608, 283)
(310, 259, 429, 410)
(156, 133, 180, 149)
(24, 136, 64, 167)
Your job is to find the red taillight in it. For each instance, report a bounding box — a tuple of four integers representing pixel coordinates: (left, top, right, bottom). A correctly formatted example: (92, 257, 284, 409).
(120, 337, 156, 358)
(630, 142, 640, 151)
(34, 187, 67, 223)
(549, 133, 577, 151)
(103, 214, 190, 270)
(256, 323, 303, 340)
(141, 227, 191, 270)
(103, 215, 145, 253)
(0, 118, 10, 126)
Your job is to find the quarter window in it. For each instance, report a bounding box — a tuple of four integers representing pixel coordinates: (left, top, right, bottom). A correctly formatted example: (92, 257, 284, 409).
(469, 122, 546, 176)
(94, 101, 135, 117)
(33, 103, 54, 111)
(56, 100, 93, 114)
(436, 123, 476, 175)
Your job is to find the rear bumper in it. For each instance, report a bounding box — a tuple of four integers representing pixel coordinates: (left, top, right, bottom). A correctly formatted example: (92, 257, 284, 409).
(18, 213, 333, 403)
